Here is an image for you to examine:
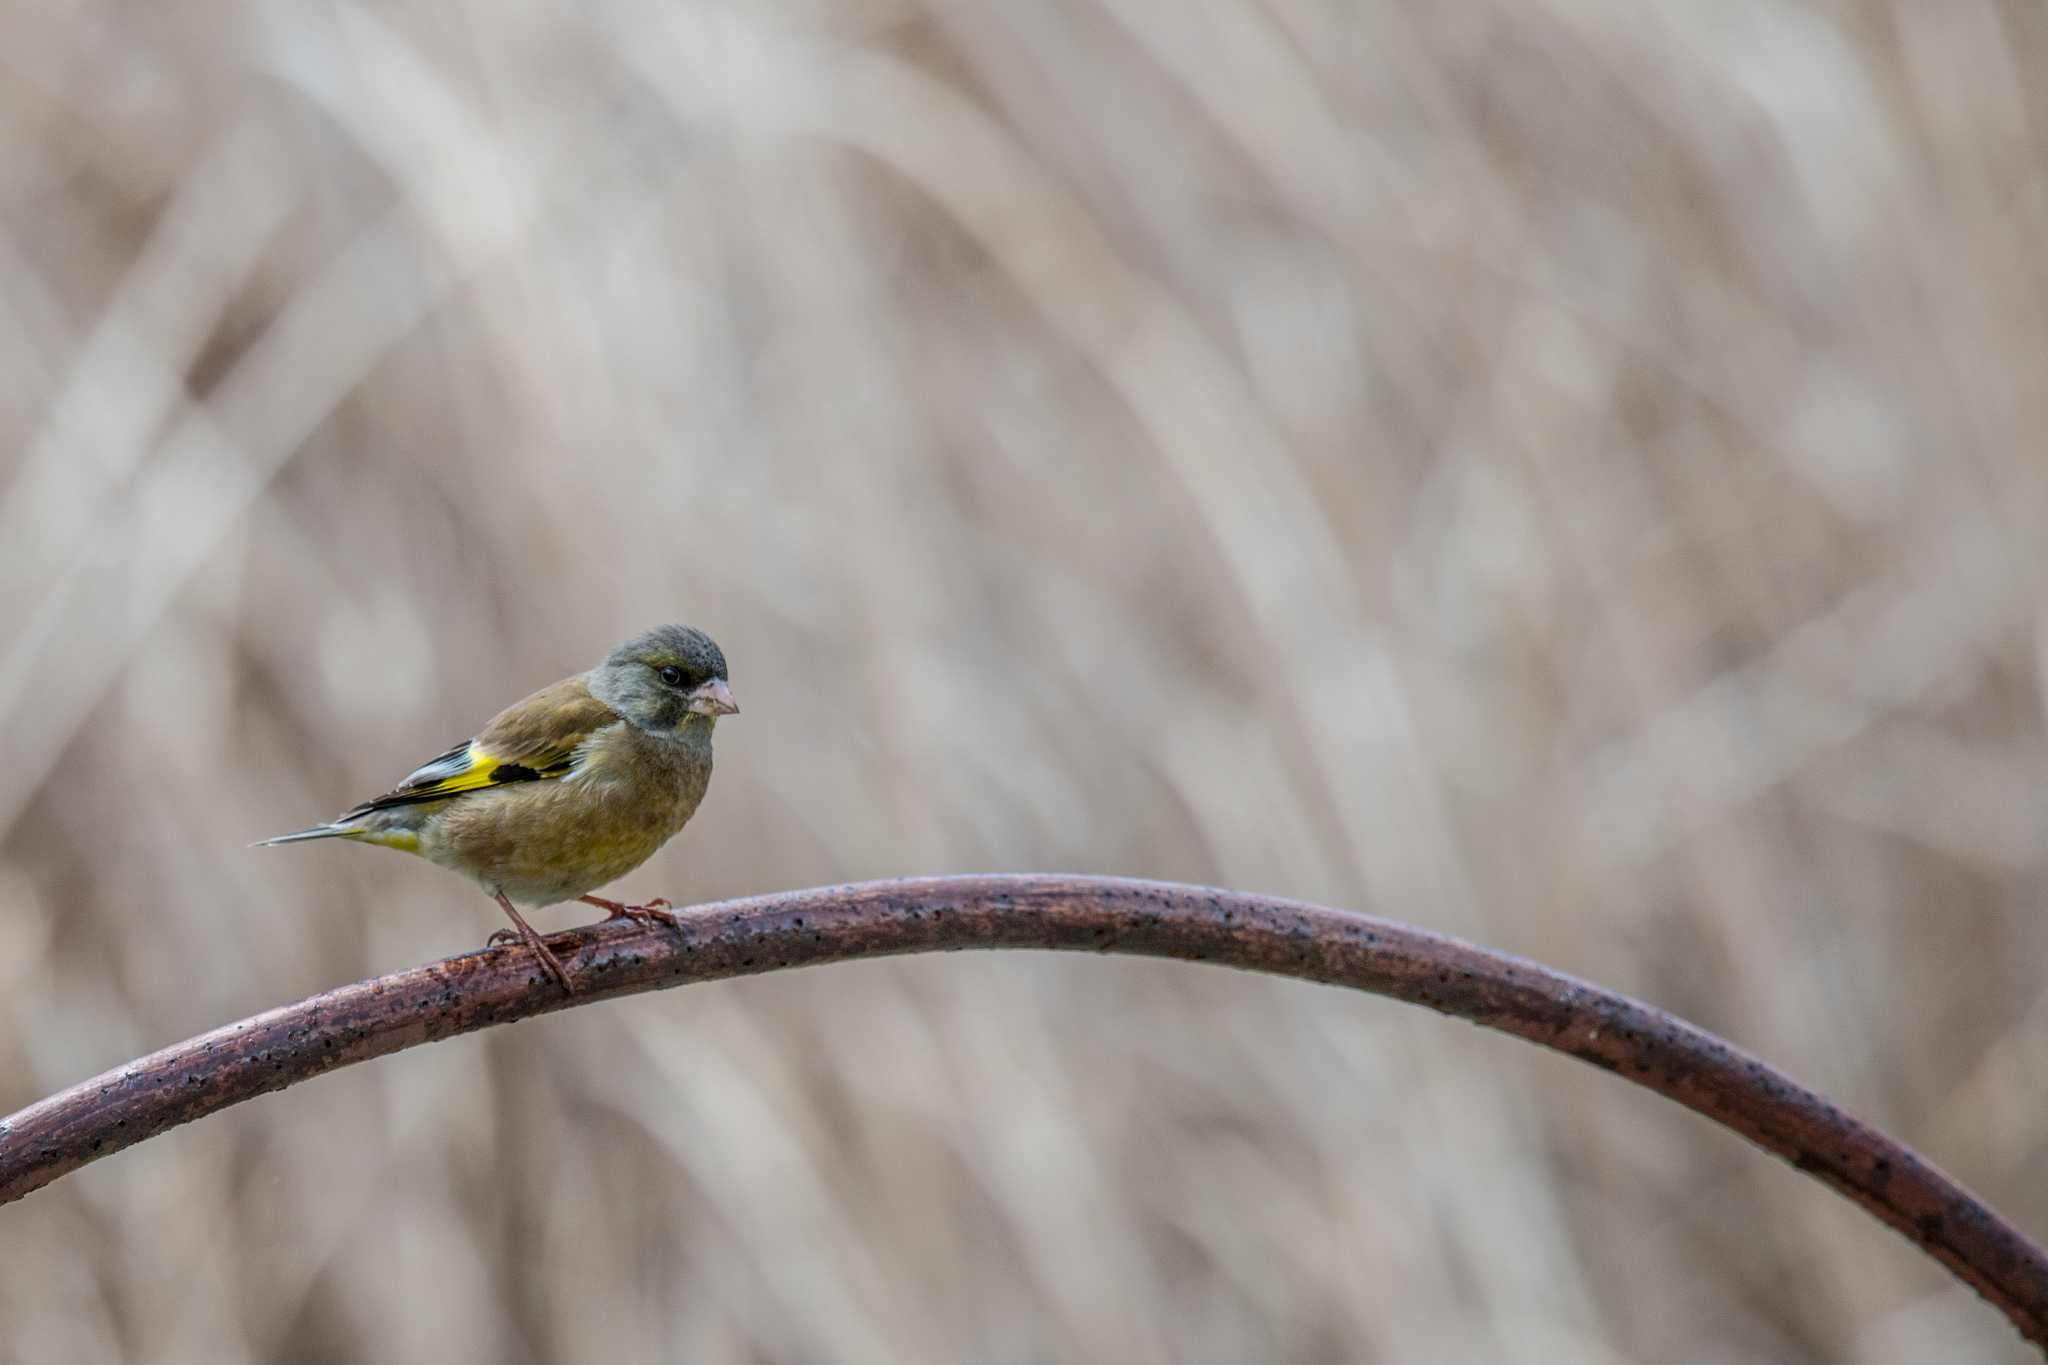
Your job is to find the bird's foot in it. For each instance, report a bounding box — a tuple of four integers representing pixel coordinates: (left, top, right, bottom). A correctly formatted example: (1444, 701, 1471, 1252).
(581, 894, 682, 931)
(491, 892, 575, 994)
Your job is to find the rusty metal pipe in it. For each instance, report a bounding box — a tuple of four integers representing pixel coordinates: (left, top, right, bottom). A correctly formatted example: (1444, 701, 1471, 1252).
(2, 875, 2042, 1348)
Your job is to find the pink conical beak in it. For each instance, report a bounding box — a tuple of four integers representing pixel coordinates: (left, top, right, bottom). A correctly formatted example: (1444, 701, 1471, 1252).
(688, 677, 738, 717)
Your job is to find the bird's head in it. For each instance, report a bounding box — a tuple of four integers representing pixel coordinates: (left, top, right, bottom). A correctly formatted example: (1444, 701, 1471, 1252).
(591, 624, 736, 732)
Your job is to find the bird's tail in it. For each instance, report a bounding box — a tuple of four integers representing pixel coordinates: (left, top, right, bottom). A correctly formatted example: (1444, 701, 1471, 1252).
(251, 824, 353, 848)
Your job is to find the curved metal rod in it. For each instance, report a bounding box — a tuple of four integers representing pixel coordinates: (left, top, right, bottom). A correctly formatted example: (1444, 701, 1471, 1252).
(2, 875, 2042, 1348)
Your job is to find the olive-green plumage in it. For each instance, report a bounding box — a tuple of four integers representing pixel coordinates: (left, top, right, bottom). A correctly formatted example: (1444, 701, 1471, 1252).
(259, 625, 737, 989)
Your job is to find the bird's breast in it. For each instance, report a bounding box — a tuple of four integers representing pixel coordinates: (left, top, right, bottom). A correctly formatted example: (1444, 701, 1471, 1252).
(578, 721, 712, 817)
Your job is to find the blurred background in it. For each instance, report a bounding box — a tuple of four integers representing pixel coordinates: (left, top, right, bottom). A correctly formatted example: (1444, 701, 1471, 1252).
(3, 1, 2046, 1360)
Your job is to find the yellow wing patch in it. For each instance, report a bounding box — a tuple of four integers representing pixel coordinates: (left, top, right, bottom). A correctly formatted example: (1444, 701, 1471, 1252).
(342, 741, 577, 819)
(405, 746, 547, 799)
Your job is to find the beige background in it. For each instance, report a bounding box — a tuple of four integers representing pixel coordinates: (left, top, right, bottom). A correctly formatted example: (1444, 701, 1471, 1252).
(3, 2, 2046, 1361)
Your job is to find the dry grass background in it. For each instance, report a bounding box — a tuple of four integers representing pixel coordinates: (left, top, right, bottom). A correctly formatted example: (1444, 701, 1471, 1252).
(2, 1, 2046, 1360)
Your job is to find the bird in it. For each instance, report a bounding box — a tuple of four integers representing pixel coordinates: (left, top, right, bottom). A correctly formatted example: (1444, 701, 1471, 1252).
(258, 624, 738, 992)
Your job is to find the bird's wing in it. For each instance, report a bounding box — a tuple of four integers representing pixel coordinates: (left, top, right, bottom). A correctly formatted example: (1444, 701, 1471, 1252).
(341, 676, 618, 818)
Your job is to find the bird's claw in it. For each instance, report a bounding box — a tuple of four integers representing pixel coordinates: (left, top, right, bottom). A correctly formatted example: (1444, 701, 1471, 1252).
(614, 898, 682, 931)
(582, 894, 682, 931)
(487, 891, 576, 994)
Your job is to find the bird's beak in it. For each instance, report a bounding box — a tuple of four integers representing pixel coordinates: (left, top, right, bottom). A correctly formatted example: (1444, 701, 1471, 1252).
(687, 677, 739, 717)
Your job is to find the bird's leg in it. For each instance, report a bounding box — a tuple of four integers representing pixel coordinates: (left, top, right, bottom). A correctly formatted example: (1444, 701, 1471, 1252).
(580, 894, 681, 931)
(492, 891, 574, 994)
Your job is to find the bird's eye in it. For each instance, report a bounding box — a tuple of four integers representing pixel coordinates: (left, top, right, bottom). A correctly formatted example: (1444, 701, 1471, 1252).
(657, 665, 685, 687)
